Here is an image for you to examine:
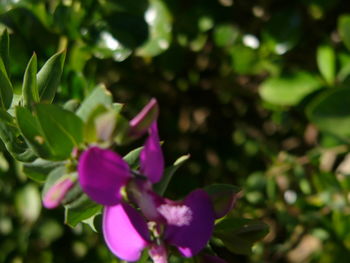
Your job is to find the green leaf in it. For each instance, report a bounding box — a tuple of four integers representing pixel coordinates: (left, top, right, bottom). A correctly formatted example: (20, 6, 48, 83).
(64, 194, 102, 227)
(93, 31, 132, 62)
(154, 154, 190, 196)
(136, 0, 172, 57)
(307, 88, 350, 139)
(0, 57, 13, 109)
(35, 104, 83, 159)
(22, 53, 39, 107)
(16, 106, 52, 159)
(0, 29, 10, 75)
(76, 85, 113, 122)
(338, 15, 350, 51)
(260, 71, 322, 106)
(0, 108, 36, 162)
(22, 158, 64, 183)
(317, 45, 336, 85)
(123, 146, 143, 169)
(213, 218, 269, 255)
(37, 50, 66, 103)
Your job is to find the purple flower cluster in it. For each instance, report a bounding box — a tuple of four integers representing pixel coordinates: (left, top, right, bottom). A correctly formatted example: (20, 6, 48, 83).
(77, 99, 216, 262)
(42, 99, 232, 263)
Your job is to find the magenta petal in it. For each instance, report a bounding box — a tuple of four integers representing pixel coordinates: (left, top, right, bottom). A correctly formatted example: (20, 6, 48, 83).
(140, 122, 164, 183)
(78, 147, 130, 205)
(103, 203, 150, 262)
(164, 189, 215, 257)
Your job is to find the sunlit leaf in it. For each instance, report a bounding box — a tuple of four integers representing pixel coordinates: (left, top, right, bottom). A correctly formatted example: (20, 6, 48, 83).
(317, 45, 336, 85)
(260, 72, 322, 106)
(137, 0, 172, 57)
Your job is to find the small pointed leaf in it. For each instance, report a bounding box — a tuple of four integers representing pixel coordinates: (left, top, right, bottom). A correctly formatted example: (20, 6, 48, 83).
(37, 50, 66, 103)
(317, 45, 335, 85)
(154, 154, 190, 196)
(0, 29, 10, 75)
(64, 194, 102, 227)
(23, 53, 39, 107)
(0, 57, 13, 109)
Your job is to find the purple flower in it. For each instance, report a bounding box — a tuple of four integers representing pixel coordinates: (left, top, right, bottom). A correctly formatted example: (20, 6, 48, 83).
(77, 98, 215, 262)
(103, 189, 215, 262)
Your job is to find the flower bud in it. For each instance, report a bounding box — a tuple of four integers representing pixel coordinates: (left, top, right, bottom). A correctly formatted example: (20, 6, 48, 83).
(149, 244, 168, 263)
(43, 177, 75, 209)
(129, 98, 159, 138)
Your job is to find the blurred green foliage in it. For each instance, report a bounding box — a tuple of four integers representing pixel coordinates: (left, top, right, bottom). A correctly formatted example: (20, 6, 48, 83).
(2, 0, 350, 262)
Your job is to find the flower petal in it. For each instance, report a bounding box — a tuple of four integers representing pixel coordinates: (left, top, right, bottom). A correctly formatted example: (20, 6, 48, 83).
(164, 189, 215, 257)
(103, 203, 150, 262)
(78, 147, 130, 205)
(140, 122, 164, 183)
